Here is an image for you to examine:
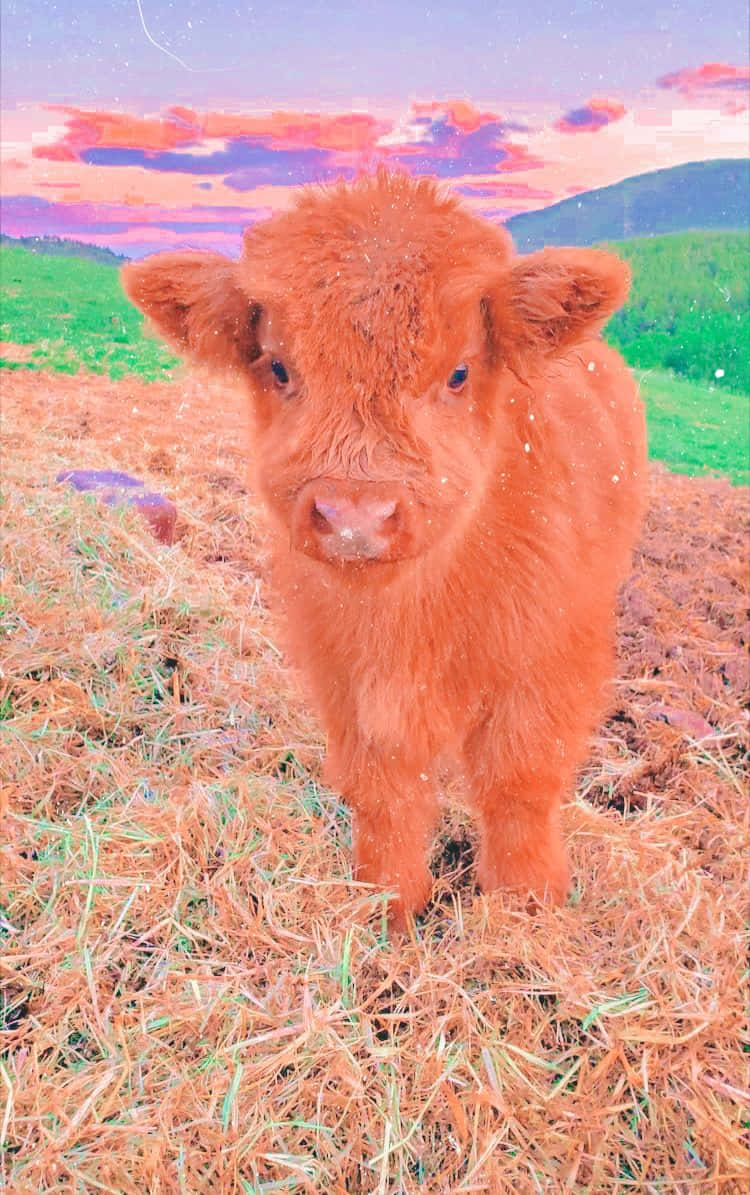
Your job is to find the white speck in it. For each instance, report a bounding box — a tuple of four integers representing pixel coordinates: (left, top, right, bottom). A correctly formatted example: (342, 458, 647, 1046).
(587, 361, 596, 372)
(419, 773, 428, 781)
(131, 406, 139, 413)
(715, 368, 725, 378)
(524, 442, 531, 453)
(340, 527, 354, 540)
(529, 413, 535, 421)
(440, 476, 448, 484)
(612, 474, 620, 483)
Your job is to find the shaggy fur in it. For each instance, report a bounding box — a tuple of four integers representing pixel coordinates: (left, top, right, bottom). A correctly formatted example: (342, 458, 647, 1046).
(122, 169, 647, 928)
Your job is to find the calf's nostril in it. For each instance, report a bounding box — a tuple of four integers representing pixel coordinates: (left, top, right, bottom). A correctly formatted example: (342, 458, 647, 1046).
(311, 499, 338, 532)
(374, 500, 398, 523)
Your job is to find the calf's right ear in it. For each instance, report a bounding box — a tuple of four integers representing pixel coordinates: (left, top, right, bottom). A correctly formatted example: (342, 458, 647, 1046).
(121, 251, 258, 372)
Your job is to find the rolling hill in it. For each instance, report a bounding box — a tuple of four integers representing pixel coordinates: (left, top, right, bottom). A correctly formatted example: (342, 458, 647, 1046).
(505, 158, 750, 251)
(0, 233, 127, 266)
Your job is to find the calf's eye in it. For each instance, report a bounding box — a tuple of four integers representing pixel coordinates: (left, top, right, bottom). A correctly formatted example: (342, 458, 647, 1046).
(447, 363, 468, 390)
(271, 359, 290, 386)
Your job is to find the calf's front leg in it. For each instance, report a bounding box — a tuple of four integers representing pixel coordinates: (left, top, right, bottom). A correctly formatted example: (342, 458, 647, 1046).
(463, 716, 571, 905)
(324, 736, 439, 930)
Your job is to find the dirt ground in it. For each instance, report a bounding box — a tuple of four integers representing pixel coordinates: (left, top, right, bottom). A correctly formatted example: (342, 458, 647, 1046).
(1, 365, 748, 1192)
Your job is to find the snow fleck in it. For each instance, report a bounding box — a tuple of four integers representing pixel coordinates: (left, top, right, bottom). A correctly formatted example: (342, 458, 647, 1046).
(587, 361, 596, 372)
(340, 527, 354, 540)
(419, 773, 429, 781)
(523, 442, 531, 453)
(440, 476, 448, 484)
(612, 474, 620, 483)
(529, 412, 535, 421)
(715, 368, 725, 379)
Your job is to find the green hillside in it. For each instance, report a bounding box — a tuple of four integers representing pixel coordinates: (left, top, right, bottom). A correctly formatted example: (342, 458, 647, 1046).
(0, 244, 177, 380)
(0, 233, 127, 266)
(600, 231, 749, 394)
(633, 370, 748, 485)
(506, 159, 749, 251)
(1, 237, 748, 482)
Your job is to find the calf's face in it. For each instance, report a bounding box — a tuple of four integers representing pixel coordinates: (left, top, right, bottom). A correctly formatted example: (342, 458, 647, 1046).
(122, 174, 629, 568)
(245, 285, 501, 566)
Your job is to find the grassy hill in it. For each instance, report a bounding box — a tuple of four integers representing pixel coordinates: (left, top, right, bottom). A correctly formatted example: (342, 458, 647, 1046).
(600, 231, 749, 394)
(1, 236, 747, 482)
(0, 232, 127, 266)
(506, 159, 750, 251)
(0, 244, 176, 380)
(632, 369, 747, 485)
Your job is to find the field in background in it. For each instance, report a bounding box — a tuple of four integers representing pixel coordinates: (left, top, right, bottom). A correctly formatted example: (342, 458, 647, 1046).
(1, 233, 749, 482)
(602, 232, 749, 395)
(633, 369, 748, 484)
(0, 245, 176, 381)
(2, 366, 747, 1191)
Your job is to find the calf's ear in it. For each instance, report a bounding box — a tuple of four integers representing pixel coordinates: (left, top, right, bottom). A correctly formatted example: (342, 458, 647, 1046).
(492, 247, 630, 365)
(121, 251, 258, 372)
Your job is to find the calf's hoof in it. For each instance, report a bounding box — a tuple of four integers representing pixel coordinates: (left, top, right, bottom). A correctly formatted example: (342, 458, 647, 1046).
(477, 848, 570, 908)
(354, 849, 433, 932)
(384, 869, 434, 933)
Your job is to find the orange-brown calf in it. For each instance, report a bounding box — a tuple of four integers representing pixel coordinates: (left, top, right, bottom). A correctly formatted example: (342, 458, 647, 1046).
(123, 170, 647, 929)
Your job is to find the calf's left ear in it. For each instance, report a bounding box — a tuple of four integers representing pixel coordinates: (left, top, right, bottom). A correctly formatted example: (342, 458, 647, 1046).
(492, 247, 630, 364)
(121, 251, 258, 373)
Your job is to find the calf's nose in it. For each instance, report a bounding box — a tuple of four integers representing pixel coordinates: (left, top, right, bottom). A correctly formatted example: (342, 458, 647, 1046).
(312, 496, 398, 541)
(294, 484, 405, 561)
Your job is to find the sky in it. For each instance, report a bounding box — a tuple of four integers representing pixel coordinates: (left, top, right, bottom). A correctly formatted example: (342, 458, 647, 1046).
(1, 1, 748, 257)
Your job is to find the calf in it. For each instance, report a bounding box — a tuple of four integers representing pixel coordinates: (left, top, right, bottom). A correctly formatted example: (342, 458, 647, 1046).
(122, 170, 647, 928)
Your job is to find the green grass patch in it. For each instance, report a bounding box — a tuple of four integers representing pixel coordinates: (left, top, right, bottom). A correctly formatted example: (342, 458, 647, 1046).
(0, 244, 178, 379)
(637, 368, 749, 485)
(601, 231, 750, 395)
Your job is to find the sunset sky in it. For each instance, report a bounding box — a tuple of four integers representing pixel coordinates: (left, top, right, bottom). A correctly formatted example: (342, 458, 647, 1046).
(1, 1, 748, 257)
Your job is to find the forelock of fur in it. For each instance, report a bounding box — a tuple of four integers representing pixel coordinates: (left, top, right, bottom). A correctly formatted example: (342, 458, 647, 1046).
(238, 170, 512, 416)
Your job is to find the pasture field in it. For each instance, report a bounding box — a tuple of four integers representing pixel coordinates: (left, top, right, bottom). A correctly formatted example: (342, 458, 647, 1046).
(602, 231, 750, 396)
(1, 237, 748, 483)
(1, 364, 747, 1192)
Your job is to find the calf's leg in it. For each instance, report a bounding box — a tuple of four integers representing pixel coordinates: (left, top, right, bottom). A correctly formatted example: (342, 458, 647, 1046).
(324, 736, 439, 930)
(463, 714, 572, 905)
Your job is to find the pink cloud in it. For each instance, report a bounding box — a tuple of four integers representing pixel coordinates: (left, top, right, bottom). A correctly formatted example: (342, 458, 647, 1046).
(33, 106, 201, 161)
(411, 99, 504, 134)
(555, 98, 626, 134)
(32, 104, 385, 163)
(657, 62, 750, 113)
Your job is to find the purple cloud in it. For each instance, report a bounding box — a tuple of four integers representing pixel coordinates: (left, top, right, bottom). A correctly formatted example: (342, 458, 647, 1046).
(81, 140, 357, 188)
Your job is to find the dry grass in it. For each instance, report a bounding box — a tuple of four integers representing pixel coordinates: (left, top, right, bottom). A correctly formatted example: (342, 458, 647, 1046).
(1, 367, 748, 1193)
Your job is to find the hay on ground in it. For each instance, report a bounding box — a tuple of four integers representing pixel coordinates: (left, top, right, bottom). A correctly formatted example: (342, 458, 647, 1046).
(1, 366, 748, 1193)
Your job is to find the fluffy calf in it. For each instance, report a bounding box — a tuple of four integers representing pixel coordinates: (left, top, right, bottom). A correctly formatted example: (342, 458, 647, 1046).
(123, 171, 647, 928)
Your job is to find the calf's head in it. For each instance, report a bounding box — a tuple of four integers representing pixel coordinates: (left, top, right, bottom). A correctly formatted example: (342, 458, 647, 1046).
(122, 171, 629, 568)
